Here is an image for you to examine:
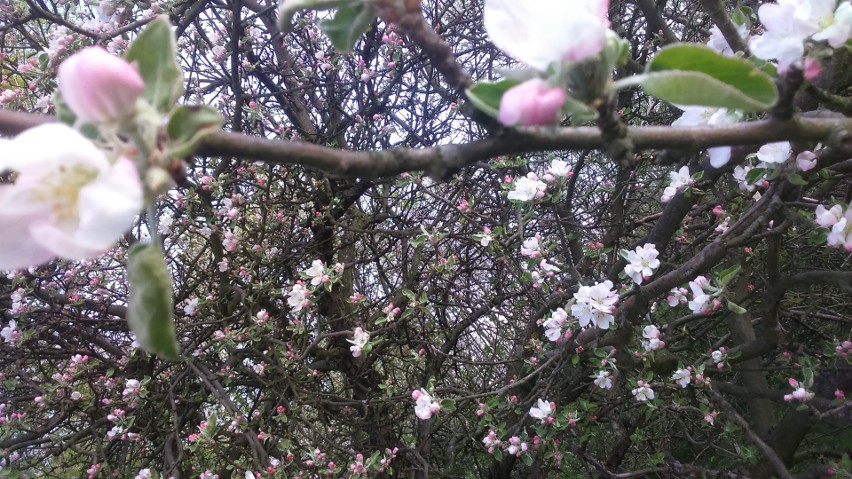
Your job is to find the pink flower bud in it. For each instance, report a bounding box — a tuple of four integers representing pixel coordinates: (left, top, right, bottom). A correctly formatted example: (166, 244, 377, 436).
(497, 78, 566, 126)
(58, 47, 144, 123)
(411, 389, 422, 401)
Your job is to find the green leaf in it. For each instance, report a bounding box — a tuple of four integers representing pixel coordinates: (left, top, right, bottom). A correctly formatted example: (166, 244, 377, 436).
(465, 80, 519, 118)
(127, 242, 180, 360)
(631, 44, 777, 112)
(717, 264, 741, 287)
(278, 0, 344, 33)
(727, 300, 747, 314)
(746, 167, 766, 184)
(440, 398, 456, 412)
(786, 173, 808, 185)
(521, 453, 533, 466)
(125, 16, 184, 113)
(166, 105, 223, 158)
(319, 3, 377, 52)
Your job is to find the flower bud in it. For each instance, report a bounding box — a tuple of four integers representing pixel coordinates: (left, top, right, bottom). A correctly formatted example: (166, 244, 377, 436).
(497, 79, 566, 126)
(58, 47, 144, 123)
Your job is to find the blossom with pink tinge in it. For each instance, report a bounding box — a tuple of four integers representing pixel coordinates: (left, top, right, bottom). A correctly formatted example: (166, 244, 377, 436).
(58, 47, 144, 123)
(484, 0, 610, 71)
(0, 124, 142, 270)
(497, 79, 566, 126)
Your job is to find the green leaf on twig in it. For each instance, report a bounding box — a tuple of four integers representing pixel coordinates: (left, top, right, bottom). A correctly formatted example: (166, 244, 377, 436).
(615, 44, 777, 112)
(465, 79, 519, 118)
(319, 3, 377, 52)
(125, 16, 184, 114)
(166, 105, 223, 158)
(127, 242, 180, 360)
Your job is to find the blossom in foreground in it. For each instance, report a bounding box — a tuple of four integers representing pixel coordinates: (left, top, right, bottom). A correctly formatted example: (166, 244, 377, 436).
(347, 327, 370, 358)
(528, 398, 555, 424)
(412, 389, 441, 420)
(483, 0, 610, 71)
(750, 0, 852, 71)
(756, 141, 792, 165)
(507, 173, 547, 202)
(520, 235, 541, 257)
(624, 243, 660, 284)
(632, 381, 654, 401)
(0, 124, 143, 270)
(497, 79, 566, 126)
(672, 368, 691, 388)
(58, 47, 145, 123)
(548, 159, 571, 177)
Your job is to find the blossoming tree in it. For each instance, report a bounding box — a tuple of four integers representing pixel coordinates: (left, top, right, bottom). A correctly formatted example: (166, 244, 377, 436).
(1, 0, 851, 478)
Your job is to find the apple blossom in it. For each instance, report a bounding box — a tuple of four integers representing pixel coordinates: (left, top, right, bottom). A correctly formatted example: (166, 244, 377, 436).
(58, 47, 145, 124)
(667, 287, 688, 307)
(483, 0, 610, 71)
(706, 23, 749, 56)
(528, 398, 555, 423)
(542, 307, 568, 342)
(287, 283, 310, 312)
(497, 79, 566, 126)
(304, 259, 326, 286)
(413, 389, 441, 420)
(548, 159, 571, 177)
(827, 215, 852, 251)
(687, 276, 713, 315)
(757, 141, 792, 165)
(672, 368, 691, 388)
(1, 320, 17, 344)
(520, 235, 541, 258)
(642, 325, 663, 351)
(507, 173, 547, 202)
(624, 243, 660, 285)
(815, 204, 844, 228)
(795, 151, 818, 171)
(572, 280, 618, 329)
(594, 370, 613, 390)
(672, 106, 740, 167)
(0, 124, 143, 270)
(347, 327, 370, 358)
(631, 381, 654, 401)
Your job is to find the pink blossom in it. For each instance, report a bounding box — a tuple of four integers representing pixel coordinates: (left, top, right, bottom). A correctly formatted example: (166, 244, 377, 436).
(498, 79, 566, 126)
(58, 47, 144, 123)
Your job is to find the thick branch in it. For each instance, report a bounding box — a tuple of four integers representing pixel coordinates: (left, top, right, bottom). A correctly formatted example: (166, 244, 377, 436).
(1, 110, 851, 179)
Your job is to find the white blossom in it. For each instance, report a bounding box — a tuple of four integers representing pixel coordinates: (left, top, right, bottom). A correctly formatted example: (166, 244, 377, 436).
(528, 398, 554, 423)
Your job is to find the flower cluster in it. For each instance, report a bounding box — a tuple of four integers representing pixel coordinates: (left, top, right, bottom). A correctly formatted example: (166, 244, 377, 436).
(750, 0, 852, 71)
(641, 325, 664, 352)
(542, 307, 570, 342)
(483, 0, 612, 126)
(815, 204, 852, 251)
(687, 276, 717, 315)
(783, 378, 814, 402)
(631, 381, 654, 401)
(661, 166, 694, 202)
(572, 280, 619, 329)
(671, 368, 692, 388)
(412, 389, 441, 420)
(594, 370, 613, 389)
(507, 173, 547, 202)
(347, 327, 370, 358)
